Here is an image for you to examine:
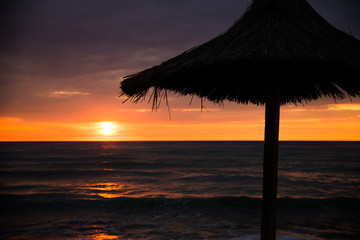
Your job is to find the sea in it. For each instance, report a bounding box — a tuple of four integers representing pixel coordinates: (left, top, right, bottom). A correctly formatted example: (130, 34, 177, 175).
(0, 141, 359, 240)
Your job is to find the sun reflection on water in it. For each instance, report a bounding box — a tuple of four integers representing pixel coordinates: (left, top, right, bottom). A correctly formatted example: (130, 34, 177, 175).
(85, 182, 130, 198)
(90, 183, 122, 191)
(88, 232, 120, 240)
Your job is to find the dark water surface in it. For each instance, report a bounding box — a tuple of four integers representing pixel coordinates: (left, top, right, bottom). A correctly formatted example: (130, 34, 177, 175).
(0, 141, 359, 239)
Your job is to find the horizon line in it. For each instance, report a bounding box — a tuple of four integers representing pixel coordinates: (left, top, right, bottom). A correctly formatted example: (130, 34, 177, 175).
(1, 140, 359, 143)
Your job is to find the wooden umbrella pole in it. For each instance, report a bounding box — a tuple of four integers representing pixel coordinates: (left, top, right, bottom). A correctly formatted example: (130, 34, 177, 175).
(261, 87, 281, 240)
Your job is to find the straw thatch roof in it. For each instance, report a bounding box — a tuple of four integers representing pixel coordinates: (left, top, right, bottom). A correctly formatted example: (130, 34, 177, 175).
(120, 0, 360, 106)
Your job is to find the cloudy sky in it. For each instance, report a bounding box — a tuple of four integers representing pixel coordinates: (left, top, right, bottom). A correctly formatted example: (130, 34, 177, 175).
(1, 0, 360, 141)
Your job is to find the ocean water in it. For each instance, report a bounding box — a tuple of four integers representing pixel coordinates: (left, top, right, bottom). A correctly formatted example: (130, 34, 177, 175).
(0, 141, 359, 240)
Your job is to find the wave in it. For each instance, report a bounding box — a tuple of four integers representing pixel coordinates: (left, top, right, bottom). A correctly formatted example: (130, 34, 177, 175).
(2, 194, 359, 211)
(2, 195, 359, 240)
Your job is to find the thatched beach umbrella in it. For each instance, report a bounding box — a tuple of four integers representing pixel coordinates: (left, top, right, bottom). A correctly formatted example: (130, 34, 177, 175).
(120, 0, 360, 239)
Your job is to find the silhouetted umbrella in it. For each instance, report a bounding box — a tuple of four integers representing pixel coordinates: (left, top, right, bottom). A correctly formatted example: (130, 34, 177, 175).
(120, 0, 360, 239)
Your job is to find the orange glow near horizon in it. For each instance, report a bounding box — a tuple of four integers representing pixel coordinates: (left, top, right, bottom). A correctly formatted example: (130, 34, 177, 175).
(0, 102, 359, 141)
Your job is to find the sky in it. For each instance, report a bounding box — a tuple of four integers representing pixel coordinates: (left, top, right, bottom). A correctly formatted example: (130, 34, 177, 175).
(1, 0, 360, 141)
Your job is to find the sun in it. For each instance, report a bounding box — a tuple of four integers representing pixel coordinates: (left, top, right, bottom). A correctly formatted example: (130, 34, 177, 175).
(98, 122, 116, 135)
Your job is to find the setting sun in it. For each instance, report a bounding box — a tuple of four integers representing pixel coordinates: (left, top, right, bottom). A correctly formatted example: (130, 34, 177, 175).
(98, 122, 116, 135)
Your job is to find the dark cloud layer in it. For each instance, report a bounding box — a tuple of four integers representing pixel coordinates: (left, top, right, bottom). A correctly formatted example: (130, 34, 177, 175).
(1, 0, 359, 75)
(1, 0, 250, 77)
(1, 0, 359, 116)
